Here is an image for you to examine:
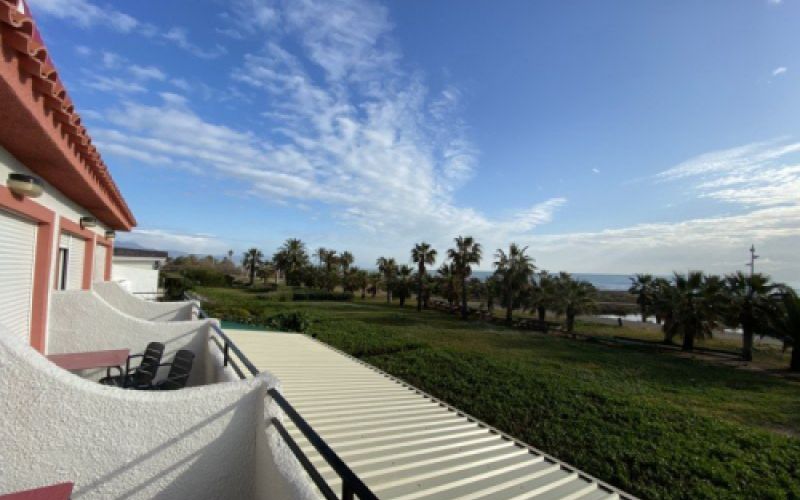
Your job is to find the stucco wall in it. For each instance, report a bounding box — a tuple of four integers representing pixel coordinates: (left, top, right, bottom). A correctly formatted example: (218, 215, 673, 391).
(48, 290, 209, 385)
(111, 259, 162, 299)
(94, 281, 195, 322)
(0, 145, 112, 349)
(0, 327, 308, 499)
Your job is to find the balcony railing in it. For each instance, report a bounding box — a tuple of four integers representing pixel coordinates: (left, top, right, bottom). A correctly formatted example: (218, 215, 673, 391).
(191, 298, 378, 500)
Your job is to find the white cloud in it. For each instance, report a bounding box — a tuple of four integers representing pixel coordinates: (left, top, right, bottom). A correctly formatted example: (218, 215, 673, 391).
(117, 229, 229, 255)
(84, 75, 146, 94)
(101, 51, 123, 69)
(592, 168, 600, 174)
(163, 27, 227, 59)
(28, 0, 140, 33)
(772, 66, 787, 76)
(75, 45, 92, 56)
(129, 65, 166, 81)
(657, 138, 800, 208)
(170, 78, 191, 91)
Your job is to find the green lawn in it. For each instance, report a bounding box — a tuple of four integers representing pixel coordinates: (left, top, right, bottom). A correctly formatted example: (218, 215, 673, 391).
(197, 286, 800, 499)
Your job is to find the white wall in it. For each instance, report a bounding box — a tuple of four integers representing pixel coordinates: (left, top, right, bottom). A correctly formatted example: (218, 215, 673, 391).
(0, 327, 317, 500)
(94, 281, 195, 322)
(48, 290, 210, 385)
(0, 146, 113, 348)
(112, 258, 162, 300)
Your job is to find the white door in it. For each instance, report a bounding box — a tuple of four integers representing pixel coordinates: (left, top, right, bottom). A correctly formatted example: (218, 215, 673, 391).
(0, 209, 37, 343)
(94, 244, 107, 282)
(60, 233, 86, 290)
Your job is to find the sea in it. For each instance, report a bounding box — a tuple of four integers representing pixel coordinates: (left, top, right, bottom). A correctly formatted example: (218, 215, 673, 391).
(469, 271, 634, 291)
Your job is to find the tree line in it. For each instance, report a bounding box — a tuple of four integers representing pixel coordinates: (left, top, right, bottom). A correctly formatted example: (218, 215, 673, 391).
(238, 237, 799, 371)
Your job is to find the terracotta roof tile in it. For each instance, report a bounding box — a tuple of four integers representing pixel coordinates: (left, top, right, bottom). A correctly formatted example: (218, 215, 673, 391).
(0, 0, 136, 229)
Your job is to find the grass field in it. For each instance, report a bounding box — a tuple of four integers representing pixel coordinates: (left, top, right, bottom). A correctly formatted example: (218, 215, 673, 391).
(197, 286, 800, 499)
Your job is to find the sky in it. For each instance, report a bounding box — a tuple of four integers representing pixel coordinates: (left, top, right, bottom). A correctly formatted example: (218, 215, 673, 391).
(26, 0, 800, 284)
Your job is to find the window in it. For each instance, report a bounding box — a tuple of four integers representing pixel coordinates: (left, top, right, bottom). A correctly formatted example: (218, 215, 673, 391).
(57, 247, 68, 290)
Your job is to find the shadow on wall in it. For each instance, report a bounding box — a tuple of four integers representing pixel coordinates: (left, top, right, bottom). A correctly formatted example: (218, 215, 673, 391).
(93, 281, 196, 322)
(48, 290, 210, 386)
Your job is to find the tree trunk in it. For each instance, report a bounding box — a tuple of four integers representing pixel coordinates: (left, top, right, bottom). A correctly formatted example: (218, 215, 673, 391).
(361, 287, 366, 299)
(791, 344, 800, 372)
(249, 268, 255, 286)
(417, 270, 423, 312)
(682, 329, 695, 351)
(742, 322, 754, 362)
(505, 283, 512, 323)
(640, 305, 648, 323)
(461, 277, 468, 319)
(537, 306, 545, 322)
(400, 296, 405, 307)
(566, 311, 575, 332)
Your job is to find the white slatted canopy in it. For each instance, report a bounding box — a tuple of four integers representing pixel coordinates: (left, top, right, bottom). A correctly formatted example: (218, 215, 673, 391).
(0, 209, 37, 343)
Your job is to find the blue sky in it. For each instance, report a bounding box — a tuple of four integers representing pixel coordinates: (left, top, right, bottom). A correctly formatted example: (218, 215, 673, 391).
(27, 0, 800, 284)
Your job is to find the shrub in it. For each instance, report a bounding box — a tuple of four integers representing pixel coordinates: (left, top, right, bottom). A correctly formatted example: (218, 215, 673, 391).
(180, 268, 230, 287)
(292, 289, 354, 301)
(266, 312, 311, 332)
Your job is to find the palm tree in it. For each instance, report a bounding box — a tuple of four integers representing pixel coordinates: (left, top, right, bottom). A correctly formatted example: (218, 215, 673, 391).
(436, 263, 459, 306)
(662, 272, 725, 351)
(376, 257, 397, 302)
(554, 273, 597, 332)
(528, 270, 555, 322)
(485, 274, 502, 317)
(723, 272, 776, 361)
(411, 242, 437, 312)
(628, 273, 655, 322)
(339, 251, 354, 274)
(367, 272, 381, 298)
(242, 248, 263, 286)
(351, 269, 369, 298)
(395, 265, 413, 307)
(448, 236, 482, 319)
(765, 287, 800, 371)
(274, 238, 309, 286)
(257, 262, 275, 284)
(493, 243, 536, 323)
(313, 247, 328, 267)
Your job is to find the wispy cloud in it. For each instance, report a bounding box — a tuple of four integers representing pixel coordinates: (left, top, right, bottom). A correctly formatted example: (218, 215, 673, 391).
(28, 0, 140, 33)
(772, 66, 788, 76)
(29, 0, 225, 59)
(163, 27, 227, 59)
(117, 229, 229, 255)
(657, 138, 800, 207)
(84, 75, 146, 94)
(592, 168, 600, 174)
(129, 65, 166, 81)
(94, 0, 563, 256)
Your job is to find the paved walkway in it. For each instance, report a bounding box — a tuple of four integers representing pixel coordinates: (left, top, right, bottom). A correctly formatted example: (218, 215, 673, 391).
(228, 330, 631, 500)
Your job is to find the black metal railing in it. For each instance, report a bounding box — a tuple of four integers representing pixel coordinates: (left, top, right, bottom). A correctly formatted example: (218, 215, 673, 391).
(188, 295, 377, 500)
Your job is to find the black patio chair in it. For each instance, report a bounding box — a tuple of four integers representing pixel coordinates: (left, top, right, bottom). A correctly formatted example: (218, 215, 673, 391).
(148, 350, 195, 390)
(100, 342, 165, 388)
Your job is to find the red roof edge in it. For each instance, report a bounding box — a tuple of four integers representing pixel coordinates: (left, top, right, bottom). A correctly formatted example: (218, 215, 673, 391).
(0, 0, 136, 230)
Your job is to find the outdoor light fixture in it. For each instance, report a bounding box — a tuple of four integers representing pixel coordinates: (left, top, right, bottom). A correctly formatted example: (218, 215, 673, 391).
(80, 216, 97, 229)
(7, 173, 43, 198)
(105, 230, 115, 240)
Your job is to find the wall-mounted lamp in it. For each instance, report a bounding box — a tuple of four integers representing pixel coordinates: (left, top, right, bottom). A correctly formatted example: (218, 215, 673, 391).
(7, 173, 43, 198)
(105, 230, 116, 240)
(80, 216, 97, 229)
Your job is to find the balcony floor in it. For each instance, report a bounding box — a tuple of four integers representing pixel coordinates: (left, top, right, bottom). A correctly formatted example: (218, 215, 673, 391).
(227, 329, 629, 500)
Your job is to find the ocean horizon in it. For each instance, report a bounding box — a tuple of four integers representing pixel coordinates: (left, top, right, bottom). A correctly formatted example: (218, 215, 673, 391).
(469, 271, 635, 291)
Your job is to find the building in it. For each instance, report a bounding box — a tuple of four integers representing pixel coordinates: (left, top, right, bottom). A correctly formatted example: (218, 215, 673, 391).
(112, 247, 168, 301)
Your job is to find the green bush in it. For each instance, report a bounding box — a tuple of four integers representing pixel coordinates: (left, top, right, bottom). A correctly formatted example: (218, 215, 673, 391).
(266, 312, 311, 332)
(172, 268, 231, 287)
(292, 289, 353, 301)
